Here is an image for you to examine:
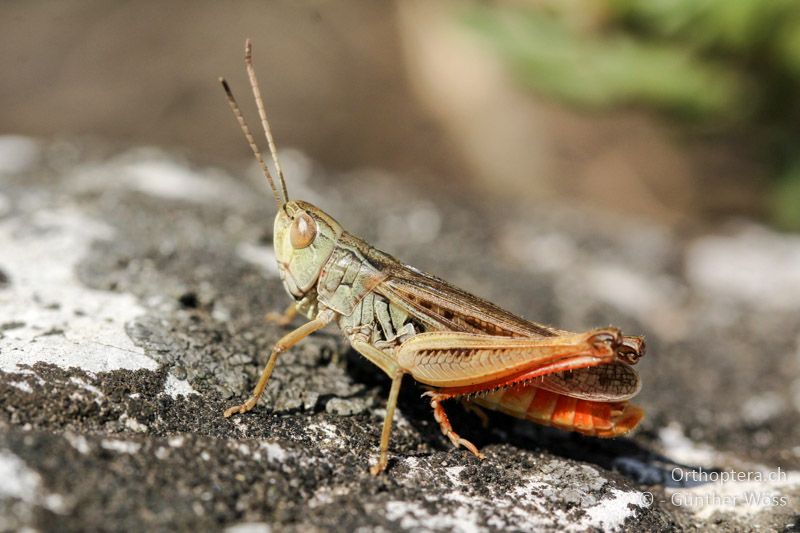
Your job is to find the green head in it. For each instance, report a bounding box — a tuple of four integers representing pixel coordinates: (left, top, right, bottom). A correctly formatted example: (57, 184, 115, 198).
(273, 200, 343, 299)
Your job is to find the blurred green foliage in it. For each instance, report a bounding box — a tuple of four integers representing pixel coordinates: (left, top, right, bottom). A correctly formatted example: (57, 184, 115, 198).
(463, 5, 741, 115)
(772, 165, 800, 230)
(464, 0, 800, 229)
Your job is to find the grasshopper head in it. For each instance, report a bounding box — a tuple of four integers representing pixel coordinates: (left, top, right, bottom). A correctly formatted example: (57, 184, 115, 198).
(274, 200, 343, 298)
(220, 42, 342, 300)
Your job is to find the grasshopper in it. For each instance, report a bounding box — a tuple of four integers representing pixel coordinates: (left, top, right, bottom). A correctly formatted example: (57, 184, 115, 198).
(220, 40, 646, 475)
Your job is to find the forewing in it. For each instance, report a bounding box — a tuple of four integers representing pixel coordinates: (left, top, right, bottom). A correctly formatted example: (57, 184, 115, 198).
(368, 249, 558, 338)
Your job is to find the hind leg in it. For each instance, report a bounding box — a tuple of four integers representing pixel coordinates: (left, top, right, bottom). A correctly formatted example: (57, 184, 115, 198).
(423, 392, 484, 460)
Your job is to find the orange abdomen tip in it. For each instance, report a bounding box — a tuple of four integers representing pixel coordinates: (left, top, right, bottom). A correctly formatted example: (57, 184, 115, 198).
(594, 404, 645, 438)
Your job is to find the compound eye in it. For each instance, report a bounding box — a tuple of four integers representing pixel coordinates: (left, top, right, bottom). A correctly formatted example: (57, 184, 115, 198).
(290, 212, 317, 249)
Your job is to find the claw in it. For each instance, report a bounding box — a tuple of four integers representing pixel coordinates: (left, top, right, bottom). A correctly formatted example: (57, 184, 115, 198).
(223, 397, 257, 418)
(370, 460, 387, 476)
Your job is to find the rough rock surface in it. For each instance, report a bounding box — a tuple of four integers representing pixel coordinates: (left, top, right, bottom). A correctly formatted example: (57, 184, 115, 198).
(1, 136, 799, 531)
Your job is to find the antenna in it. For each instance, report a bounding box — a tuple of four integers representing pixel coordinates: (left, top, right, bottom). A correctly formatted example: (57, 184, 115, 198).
(219, 77, 283, 209)
(244, 39, 289, 202)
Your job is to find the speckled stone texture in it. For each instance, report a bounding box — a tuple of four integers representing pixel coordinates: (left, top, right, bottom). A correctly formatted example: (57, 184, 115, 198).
(1, 137, 799, 532)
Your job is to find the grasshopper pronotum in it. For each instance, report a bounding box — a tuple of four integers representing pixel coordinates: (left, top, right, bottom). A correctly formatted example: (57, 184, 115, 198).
(220, 40, 646, 475)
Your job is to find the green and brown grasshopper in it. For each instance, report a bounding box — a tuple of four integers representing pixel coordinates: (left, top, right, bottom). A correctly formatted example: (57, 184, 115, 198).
(220, 40, 645, 475)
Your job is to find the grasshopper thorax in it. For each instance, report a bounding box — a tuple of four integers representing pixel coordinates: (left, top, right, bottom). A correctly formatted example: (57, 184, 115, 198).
(274, 200, 343, 299)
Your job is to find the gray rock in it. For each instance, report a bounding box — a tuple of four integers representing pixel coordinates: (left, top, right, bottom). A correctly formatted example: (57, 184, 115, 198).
(325, 397, 372, 416)
(1, 137, 798, 531)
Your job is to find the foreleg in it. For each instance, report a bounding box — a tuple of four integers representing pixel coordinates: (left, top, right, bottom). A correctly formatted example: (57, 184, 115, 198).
(224, 309, 334, 417)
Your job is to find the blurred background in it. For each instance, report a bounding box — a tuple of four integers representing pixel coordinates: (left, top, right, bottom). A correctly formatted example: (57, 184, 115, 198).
(4, 3, 800, 529)
(4, 0, 800, 230)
